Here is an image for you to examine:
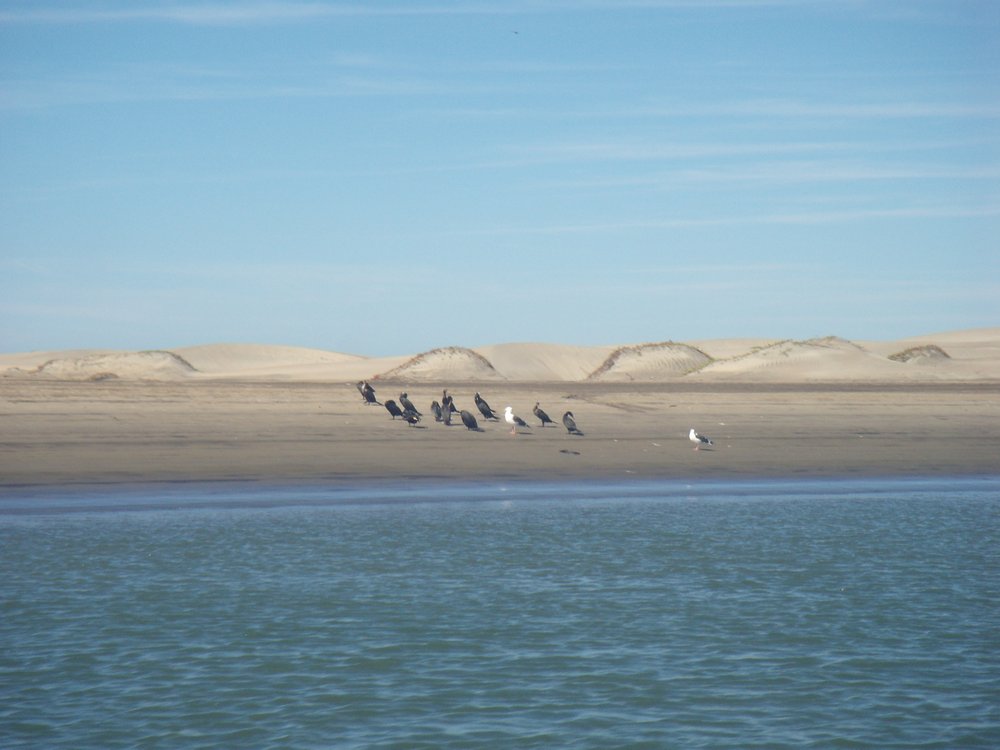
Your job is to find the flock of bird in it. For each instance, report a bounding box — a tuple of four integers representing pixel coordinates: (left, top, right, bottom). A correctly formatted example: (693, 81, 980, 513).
(356, 381, 584, 436)
(356, 380, 715, 449)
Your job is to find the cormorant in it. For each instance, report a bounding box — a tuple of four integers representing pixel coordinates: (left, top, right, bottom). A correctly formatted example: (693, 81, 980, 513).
(562, 411, 583, 435)
(474, 392, 499, 420)
(357, 380, 380, 405)
(399, 392, 421, 416)
(430, 400, 443, 422)
(533, 402, 555, 427)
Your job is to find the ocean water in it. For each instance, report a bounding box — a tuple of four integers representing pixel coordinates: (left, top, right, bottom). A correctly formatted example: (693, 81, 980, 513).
(2, 478, 998, 749)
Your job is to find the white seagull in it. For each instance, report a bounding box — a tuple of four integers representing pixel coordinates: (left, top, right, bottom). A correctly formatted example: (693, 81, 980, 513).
(689, 428, 713, 451)
(504, 406, 528, 436)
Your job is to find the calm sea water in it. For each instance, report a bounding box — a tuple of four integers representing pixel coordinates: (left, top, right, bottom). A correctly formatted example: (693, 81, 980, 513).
(2, 478, 998, 749)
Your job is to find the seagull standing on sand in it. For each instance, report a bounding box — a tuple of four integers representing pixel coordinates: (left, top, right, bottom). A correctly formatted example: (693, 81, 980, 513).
(504, 406, 528, 436)
(689, 428, 713, 450)
(533, 402, 555, 427)
(562, 411, 583, 435)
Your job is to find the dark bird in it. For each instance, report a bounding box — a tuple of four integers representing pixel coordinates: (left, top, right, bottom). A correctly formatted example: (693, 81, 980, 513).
(474, 392, 499, 420)
(430, 400, 443, 422)
(441, 398, 453, 426)
(442, 389, 458, 414)
(460, 410, 482, 431)
(533, 402, 555, 427)
(402, 408, 421, 426)
(689, 428, 713, 451)
(399, 392, 421, 416)
(384, 399, 404, 420)
(562, 411, 583, 435)
(357, 380, 380, 405)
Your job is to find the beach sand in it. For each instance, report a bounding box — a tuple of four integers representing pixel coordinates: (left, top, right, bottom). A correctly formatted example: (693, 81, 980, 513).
(2, 378, 998, 490)
(2, 330, 998, 490)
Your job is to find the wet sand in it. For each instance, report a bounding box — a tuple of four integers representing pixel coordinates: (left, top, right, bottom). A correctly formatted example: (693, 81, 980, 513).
(2, 379, 998, 491)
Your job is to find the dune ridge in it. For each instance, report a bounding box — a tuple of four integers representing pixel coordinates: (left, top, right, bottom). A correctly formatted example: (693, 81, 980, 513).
(888, 344, 951, 364)
(7, 350, 199, 381)
(378, 347, 504, 381)
(588, 341, 714, 381)
(1, 329, 998, 382)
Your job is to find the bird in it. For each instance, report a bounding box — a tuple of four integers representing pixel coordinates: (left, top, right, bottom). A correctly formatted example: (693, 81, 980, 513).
(460, 410, 482, 431)
(474, 392, 499, 420)
(357, 380, 380, 405)
(402, 408, 421, 426)
(399, 392, 421, 416)
(442, 389, 458, 414)
(384, 399, 404, 420)
(689, 428, 713, 450)
(430, 400, 443, 422)
(562, 411, 583, 435)
(533, 402, 555, 427)
(504, 406, 528, 436)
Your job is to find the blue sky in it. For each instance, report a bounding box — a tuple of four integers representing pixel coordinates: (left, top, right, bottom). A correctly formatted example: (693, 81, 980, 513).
(1, 0, 997, 355)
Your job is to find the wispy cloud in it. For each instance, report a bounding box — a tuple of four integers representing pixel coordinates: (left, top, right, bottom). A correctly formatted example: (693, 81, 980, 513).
(0, 3, 371, 26)
(0, 63, 472, 111)
(0, 0, 946, 26)
(440, 204, 1000, 237)
(539, 162, 1000, 190)
(631, 99, 1000, 120)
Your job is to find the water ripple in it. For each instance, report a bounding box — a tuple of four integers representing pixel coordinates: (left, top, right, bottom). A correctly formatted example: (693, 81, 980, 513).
(2, 481, 998, 748)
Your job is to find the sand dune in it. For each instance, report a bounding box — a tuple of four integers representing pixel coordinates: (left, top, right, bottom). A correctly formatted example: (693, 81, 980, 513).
(475, 342, 615, 381)
(171, 343, 384, 381)
(693, 336, 895, 381)
(588, 342, 714, 381)
(4, 350, 198, 381)
(173, 343, 364, 373)
(378, 347, 505, 381)
(2, 329, 998, 383)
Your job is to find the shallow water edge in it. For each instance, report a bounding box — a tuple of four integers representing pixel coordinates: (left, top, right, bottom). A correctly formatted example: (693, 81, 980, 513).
(3, 474, 998, 515)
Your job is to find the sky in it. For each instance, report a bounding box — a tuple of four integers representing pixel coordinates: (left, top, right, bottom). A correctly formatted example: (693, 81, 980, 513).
(1, 0, 998, 356)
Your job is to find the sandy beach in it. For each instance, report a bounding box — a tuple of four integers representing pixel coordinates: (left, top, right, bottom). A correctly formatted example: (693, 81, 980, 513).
(2, 330, 998, 490)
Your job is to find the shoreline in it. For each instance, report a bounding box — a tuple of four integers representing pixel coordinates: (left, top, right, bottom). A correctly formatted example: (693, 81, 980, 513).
(2, 379, 999, 493)
(3, 474, 999, 509)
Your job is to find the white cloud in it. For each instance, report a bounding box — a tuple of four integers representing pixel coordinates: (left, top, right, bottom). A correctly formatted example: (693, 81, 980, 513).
(0, 0, 959, 26)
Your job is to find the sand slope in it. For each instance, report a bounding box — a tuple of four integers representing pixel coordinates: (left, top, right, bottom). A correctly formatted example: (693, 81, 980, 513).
(3, 350, 198, 381)
(588, 342, 713, 381)
(2, 329, 998, 382)
(475, 342, 615, 381)
(378, 347, 505, 381)
(693, 337, 893, 381)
